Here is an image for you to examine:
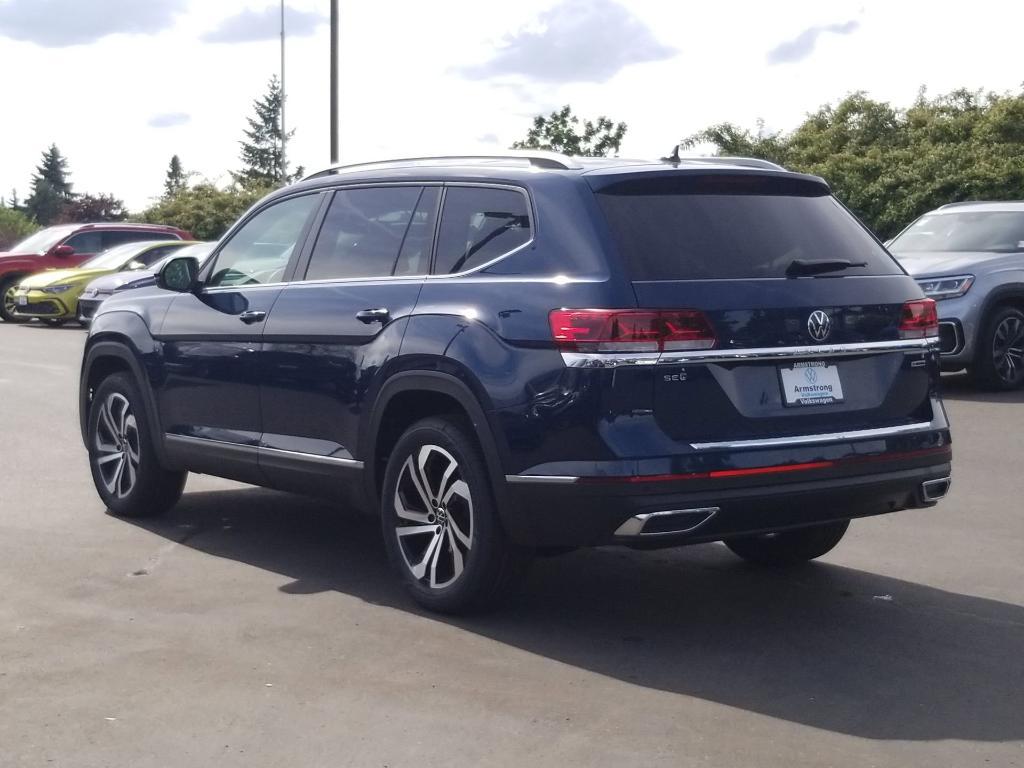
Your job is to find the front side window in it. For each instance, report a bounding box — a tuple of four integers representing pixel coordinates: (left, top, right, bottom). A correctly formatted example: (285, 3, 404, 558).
(206, 194, 320, 288)
(305, 186, 434, 281)
(434, 187, 531, 274)
(63, 231, 104, 255)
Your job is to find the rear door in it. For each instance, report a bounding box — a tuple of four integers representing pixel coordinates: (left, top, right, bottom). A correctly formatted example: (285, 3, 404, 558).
(154, 192, 323, 482)
(591, 172, 936, 445)
(258, 184, 439, 493)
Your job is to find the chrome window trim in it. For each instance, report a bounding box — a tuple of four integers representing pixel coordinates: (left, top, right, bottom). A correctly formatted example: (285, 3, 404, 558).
(689, 420, 938, 450)
(561, 338, 940, 368)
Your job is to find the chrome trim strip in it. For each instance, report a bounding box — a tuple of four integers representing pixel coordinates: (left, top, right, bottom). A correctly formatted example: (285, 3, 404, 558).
(937, 321, 963, 356)
(614, 507, 720, 537)
(690, 420, 936, 451)
(259, 445, 363, 469)
(165, 434, 363, 469)
(504, 474, 580, 484)
(561, 338, 939, 368)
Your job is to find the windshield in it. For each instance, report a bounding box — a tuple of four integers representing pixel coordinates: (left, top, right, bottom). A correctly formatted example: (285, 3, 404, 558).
(8, 226, 77, 254)
(891, 211, 1024, 254)
(80, 243, 150, 270)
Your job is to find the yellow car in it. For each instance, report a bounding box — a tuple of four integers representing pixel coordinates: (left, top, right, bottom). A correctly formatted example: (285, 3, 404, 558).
(13, 240, 196, 326)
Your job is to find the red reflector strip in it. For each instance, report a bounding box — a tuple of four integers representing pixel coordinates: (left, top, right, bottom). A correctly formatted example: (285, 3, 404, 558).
(576, 445, 951, 484)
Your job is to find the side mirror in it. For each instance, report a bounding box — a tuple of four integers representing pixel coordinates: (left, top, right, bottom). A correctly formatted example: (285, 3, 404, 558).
(53, 244, 75, 257)
(157, 256, 199, 293)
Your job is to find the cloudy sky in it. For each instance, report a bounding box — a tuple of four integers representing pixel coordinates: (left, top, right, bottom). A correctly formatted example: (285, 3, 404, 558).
(1, 0, 1022, 211)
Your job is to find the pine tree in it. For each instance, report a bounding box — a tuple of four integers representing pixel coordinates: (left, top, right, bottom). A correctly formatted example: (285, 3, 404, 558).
(234, 75, 300, 188)
(26, 144, 74, 225)
(164, 155, 188, 197)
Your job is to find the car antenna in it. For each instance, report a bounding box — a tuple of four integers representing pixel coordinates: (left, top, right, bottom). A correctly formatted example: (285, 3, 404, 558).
(661, 144, 681, 164)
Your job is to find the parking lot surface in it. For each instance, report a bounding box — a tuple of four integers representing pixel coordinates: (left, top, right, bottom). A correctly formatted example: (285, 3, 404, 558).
(1, 322, 1021, 768)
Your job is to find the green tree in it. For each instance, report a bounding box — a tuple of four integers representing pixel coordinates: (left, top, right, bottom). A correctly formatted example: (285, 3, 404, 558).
(164, 155, 188, 198)
(59, 193, 128, 223)
(684, 88, 1024, 239)
(138, 182, 271, 241)
(234, 76, 302, 188)
(512, 105, 627, 157)
(0, 206, 37, 250)
(25, 144, 74, 225)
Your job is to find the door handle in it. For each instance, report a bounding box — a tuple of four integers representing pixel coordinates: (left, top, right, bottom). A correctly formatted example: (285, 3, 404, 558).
(356, 308, 390, 324)
(239, 309, 267, 324)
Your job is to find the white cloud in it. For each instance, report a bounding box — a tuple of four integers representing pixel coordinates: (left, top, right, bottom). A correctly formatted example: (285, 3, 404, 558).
(148, 112, 191, 129)
(202, 5, 326, 44)
(0, 0, 185, 47)
(767, 20, 860, 65)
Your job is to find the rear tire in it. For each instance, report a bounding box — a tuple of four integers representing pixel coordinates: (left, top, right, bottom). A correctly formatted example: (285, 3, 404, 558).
(725, 520, 850, 566)
(380, 416, 527, 614)
(87, 372, 186, 518)
(0, 276, 30, 323)
(973, 307, 1024, 390)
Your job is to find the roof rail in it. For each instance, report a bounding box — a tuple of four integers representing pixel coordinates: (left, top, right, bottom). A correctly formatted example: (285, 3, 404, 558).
(682, 156, 787, 172)
(302, 151, 583, 180)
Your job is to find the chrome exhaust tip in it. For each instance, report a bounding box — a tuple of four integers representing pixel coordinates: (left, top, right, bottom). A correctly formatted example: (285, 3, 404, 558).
(921, 476, 951, 503)
(615, 507, 719, 537)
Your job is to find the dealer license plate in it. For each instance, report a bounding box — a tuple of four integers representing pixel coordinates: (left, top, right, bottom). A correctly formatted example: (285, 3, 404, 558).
(17, 296, 27, 306)
(779, 361, 844, 406)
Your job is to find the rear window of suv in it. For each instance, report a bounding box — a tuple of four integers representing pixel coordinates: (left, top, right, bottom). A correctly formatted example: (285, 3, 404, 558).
(595, 174, 901, 280)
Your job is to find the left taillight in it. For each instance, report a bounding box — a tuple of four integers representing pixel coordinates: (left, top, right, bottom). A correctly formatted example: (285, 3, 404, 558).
(549, 309, 717, 353)
(899, 299, 939, 339)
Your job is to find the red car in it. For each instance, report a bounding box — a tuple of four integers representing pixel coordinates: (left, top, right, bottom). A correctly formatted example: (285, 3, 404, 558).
(0, 222, 192, 322)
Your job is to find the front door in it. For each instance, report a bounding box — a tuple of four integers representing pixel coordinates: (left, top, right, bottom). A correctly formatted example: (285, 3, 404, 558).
(153, 192, 324, 483)
(259, 185, 439, 495)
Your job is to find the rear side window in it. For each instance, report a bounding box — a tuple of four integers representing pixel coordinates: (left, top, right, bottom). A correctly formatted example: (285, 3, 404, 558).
(305, 186, 436, 281)
(434, 187, 531, 274)
(596, 175, 901, 280)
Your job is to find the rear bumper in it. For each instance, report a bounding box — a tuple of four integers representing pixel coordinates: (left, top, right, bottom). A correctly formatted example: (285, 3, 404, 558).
(495, 421, 950, 548)
(500, 455, 951, 547)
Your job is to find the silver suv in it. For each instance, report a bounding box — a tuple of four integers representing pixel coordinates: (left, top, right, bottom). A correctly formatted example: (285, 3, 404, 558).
(890, 201, 1024, 390)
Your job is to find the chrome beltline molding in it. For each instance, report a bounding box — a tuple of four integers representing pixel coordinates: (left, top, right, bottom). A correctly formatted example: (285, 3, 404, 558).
(560, 338, 939, 368)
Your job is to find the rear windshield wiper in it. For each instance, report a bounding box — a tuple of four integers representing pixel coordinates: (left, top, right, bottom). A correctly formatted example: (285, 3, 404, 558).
(785, 258, 868, 277)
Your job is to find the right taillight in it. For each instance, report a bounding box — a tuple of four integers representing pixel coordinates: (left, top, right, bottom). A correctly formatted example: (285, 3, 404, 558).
(549, 309, 716, 352)
(899, 299, 939, 338)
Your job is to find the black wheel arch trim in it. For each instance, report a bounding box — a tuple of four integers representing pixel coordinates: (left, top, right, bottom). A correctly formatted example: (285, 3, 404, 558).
(977, 283, 1024, 350)
(361, 370, 511, 520)
(80, 337, 170, 467)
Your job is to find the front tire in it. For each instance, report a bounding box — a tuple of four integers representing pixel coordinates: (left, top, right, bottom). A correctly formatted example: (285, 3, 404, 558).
(0, 276, 30, 323)
(380, 417, 526, 614)
(974, 307, 1024, 390)
(87, 372, 186, 518)
(725, 520, 850, 566)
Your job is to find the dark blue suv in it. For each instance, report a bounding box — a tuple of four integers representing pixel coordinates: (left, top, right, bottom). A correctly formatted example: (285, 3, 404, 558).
(79, 153, 952, 612)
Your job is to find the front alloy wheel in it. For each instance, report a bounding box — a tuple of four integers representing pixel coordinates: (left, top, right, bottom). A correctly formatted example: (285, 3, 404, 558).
(0, 279, 30, 323)
(93, 392, 141, 499)
(393, 445, 474, 590)
(976, 307, 1024, 390)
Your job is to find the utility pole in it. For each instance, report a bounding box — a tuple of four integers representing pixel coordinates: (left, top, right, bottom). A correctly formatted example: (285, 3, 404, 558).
(280, 0, 287, 182)
(330, 0, 339, 164)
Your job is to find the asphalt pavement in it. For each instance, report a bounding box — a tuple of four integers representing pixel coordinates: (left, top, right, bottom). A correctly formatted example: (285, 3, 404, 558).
(1, 321, 1021, 767)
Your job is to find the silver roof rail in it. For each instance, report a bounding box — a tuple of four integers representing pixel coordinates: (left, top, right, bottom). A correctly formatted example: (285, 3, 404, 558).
(303, 151, 583, 180)
(682, 156, 787, 171)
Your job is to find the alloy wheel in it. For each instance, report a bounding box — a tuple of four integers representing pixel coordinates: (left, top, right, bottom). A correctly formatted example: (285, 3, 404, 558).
(93, 392, 141, 499)
(393, 444, 474, 590)
(2, 285, 18, 318)
(992, 314, 1024, 385)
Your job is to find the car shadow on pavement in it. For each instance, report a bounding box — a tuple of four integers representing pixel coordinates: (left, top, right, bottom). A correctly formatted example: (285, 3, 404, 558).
(128, 486, 1024, 744)
(940, 373, 1024, 403)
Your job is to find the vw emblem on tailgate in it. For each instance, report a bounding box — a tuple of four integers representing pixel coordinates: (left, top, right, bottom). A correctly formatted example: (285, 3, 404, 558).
(807, 310, 832, 342)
